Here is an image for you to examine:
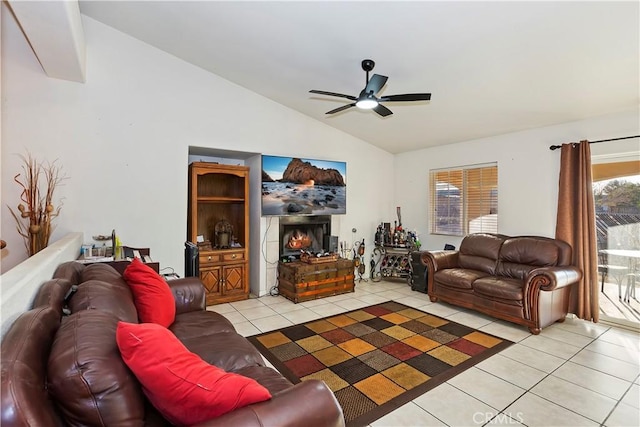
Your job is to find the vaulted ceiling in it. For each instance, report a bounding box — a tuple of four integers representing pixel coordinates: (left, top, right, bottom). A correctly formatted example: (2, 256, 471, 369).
(10, 1, 640, 154)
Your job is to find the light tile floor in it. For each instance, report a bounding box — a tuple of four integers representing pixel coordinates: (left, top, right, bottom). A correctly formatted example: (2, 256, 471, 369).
(207, 279, 640, 427)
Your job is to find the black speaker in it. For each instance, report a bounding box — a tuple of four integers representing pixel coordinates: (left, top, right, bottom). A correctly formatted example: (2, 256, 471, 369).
(185, 241, 199, 277)
(324, 235, 339, 253)
(410, 251, 428, 293)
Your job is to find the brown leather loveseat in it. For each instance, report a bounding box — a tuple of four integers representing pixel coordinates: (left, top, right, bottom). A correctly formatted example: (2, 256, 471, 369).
(422, 233, 582, 334)
(1, 262, 344, 426)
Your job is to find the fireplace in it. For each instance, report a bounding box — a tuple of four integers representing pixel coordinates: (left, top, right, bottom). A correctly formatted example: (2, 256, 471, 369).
(279, 215, 331, 258)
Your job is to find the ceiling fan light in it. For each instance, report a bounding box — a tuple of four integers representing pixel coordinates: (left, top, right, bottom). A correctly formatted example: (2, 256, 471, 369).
(356, 98, 378, 109)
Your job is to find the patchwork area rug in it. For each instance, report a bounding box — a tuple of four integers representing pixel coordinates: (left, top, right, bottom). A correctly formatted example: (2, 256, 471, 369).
(248, 301, 513, 427)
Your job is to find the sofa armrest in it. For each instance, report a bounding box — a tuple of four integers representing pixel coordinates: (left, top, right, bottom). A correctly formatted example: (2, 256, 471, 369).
(423, 251, 460, 296)
(167, 277, 206, 314)
(193, 379, 345, 427)
(523, 266, 582, 319)
(525, 266, 582, 292)
(422, 250, 459, 272)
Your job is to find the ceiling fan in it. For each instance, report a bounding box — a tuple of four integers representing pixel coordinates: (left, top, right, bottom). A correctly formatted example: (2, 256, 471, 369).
(310, 59, 431, 117)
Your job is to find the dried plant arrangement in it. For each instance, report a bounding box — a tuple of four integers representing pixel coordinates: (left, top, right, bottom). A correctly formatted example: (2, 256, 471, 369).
(8, 153, 67, 256)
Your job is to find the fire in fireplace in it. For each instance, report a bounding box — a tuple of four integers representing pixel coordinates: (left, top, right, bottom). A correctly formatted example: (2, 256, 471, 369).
(279, 215, 331, 258)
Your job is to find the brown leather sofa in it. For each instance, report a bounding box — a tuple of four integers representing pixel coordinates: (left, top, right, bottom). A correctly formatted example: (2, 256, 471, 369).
(1, 262, 345, 427)
(422, 233, 582, 334)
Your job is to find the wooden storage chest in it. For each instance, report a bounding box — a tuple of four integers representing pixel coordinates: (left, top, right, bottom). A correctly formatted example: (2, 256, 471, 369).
(278, 259, 355, 303)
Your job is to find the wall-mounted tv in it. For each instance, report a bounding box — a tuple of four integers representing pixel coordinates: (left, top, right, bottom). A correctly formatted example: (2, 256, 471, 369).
(261, 155, 346, 216)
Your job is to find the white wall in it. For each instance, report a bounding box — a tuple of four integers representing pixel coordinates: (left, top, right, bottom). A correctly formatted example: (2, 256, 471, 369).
(1, 9, 394, 287)
(395, 108, 640, 251)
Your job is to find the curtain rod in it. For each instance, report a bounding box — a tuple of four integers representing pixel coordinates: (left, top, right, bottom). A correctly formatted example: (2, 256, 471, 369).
(549, 135, 640, 151)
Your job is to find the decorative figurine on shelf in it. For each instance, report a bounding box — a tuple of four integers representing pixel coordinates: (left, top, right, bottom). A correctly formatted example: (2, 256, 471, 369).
(393, 207, 408, 246)
(406, 230, 421, 251)
(393, 220, 398, 245)
(374, 224, 383, 246)
(214, 220, 233, 249)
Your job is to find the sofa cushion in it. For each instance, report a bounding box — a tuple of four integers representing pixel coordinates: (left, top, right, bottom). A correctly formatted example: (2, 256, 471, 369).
(472, 276, 524, 301)
(116, 321, 271, 426)
(434, 268, 490, 290)
(48, 310, 145, 426)
(52, 260, 85, 285)
(457, 233, 506, 275)
(31, 278, 71, 311)
(82, 262, 125, 284)
(496, 237, 562, 280)
(170, 310, 236, 341)
(123, 258, 176, 327)
(181, 331, 266, 372)
(234, 365, 294, 395)
(69, 280, 139, 322)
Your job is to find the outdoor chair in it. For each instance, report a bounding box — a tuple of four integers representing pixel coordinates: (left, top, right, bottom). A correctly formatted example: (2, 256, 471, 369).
(623, 263, 639, 302)
(598, 251, 628, 299)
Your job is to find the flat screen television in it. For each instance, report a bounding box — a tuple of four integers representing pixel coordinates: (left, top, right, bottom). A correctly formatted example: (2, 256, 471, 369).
(261, 155, 346, 216)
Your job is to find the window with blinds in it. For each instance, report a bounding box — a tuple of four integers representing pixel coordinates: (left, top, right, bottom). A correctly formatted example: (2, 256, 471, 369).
(430, 163, 498, 236)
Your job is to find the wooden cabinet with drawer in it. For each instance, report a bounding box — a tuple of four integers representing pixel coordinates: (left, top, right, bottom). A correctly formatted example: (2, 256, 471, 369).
(187, 162, 249, 305)
(199, 249, 247, 305)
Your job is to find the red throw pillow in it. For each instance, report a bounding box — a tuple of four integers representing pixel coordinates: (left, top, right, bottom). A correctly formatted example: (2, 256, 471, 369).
(116, 322, 271, 426)
(123, 257, 175, 327)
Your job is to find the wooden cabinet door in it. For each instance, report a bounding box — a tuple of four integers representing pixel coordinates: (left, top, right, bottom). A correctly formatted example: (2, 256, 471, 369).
(200, 265, 222, 305)
(223, 264, 245, 297)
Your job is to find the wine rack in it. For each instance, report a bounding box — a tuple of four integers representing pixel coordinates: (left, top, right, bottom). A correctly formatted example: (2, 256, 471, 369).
(379, 246, 412, 283)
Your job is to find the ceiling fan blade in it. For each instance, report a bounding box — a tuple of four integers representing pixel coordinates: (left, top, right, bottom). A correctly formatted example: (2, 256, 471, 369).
(326, 103, 356, 114)
(310, 90, 357, 101)
(379, 93, 431, 102)
(364, 74, 388, 95)
(373, 104, 393, 117)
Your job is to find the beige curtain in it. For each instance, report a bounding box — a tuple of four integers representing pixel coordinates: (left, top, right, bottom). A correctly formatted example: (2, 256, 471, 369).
(555, 141, 598, 322)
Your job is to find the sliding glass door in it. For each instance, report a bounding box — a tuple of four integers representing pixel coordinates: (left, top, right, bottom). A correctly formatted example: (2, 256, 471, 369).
(592, 159, 640, 328)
